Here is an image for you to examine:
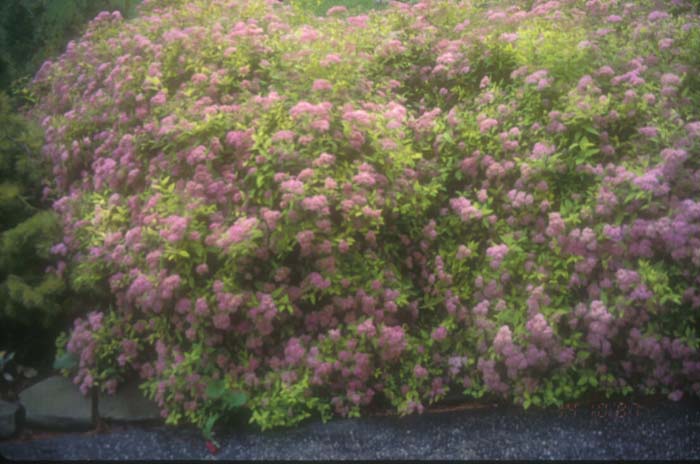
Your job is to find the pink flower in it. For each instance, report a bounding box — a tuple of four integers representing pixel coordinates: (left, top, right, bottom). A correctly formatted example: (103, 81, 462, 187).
(195, 297, 209, 316)
(51, 243, 68, 256)
(221, 217, 259, 246)
(175, 298, 191, 314)
(347, 15, 369, 28)
(597, 65, 615, 77)
(343, 109, 373, 126)
(473, 300, 489, 317)
(186, 145, 208, 165)
(312, 79, 333, 91)
(353, 172, 375, 186)
(225, 130, 252, 150)
(127, 274, 153, 300)
(297, 230, 315, 256)
(486, 244, 509, 269)
(284, 338, 306, 366)
(648, 10, 670, 22)
(526, 313, 553, 346)
(493, 325, 513, 354)
(531, 142, 555, 159)
(525, 69, 549, 85)
(320, 54, 342, 66)
(414, 365, 428, 378)
(298, 168, 314, 181)
(431, 326, 447, 341)
(301, 195, 329, 215)
(87, 311, 103, 331)
(150, 91, 166, 106)
(450, 197, 481, 221)
(378, 325, 406, 361)
(307, 272, 331, 290)
(638, 126, 658, 138)
(213, 313, 230, 330)
(326, 6, 347, 15)
(281, 179, 305, 195)
(456, 245, 471, 260)
(313, 153, 336, 167)
(479, 118, 499, 133)
(310, 119, 330, 132)
(448, 356, 467, 376)
(262, 208, 281, 230)
(500, 33, 518, 43)
(615, 269, 640, 293)
(546, 212, 565, 237)
(160, 274, 181, 299)
(272, 130, 295, 142)
(159, 215, 189, 243)
(328, 329, 341, 342)
(357, 318, 376, 337)
(686, 121, 700, 139)
(659, 38, 674, 50)
(191, 73, 208, 84)
(298, 26, 319, 43)
(661, 73, 681, 86)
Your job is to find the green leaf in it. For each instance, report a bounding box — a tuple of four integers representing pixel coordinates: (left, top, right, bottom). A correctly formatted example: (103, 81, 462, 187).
(584, 126, 599, 136)
(203, 413, 219, 439)
(0, 182, 21, 202)
(223, 391, 247, 409)
(53, 352, 78, 370)
(206, 379, 226, 399)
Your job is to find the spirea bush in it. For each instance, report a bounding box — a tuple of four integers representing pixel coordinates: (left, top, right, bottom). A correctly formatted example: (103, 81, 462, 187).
(30, 0, 700, 432)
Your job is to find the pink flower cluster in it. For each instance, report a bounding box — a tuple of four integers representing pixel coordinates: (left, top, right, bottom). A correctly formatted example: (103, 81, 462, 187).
(449, 197, 482, 221)
(486, 244, 509, 270)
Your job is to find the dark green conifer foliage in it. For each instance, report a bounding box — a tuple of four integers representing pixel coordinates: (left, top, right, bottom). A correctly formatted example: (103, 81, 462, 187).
(0, 91, 66, 365)
(0, 0, 143, 368)
(0, 0, 140, 92)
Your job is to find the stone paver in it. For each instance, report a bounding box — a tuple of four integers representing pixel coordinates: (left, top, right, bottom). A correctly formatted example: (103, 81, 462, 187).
(0, 401, 21, 439)
(98, 380, 160, 422)
(18, 376, 91, 430)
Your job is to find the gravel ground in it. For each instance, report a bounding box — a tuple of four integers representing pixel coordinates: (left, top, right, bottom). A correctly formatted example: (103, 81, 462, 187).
(1, 397, 699, 460)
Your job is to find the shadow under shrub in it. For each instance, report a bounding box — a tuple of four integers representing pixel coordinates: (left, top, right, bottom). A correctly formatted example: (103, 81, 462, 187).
(28, 0, 700, 434)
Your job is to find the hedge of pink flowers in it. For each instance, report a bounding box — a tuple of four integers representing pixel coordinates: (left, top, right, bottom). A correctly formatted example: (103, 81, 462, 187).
(32, 0, 700, 431)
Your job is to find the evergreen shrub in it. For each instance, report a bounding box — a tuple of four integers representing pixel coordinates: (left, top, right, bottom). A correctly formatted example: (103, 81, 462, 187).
(0, 0, 141, 92)
(0, 92, 68, 366)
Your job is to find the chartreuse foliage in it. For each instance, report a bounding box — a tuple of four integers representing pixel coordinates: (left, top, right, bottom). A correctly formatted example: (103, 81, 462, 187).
(33, 0, 700, 440)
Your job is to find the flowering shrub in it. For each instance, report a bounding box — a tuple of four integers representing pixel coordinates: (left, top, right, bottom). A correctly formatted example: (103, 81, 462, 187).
(32, 0, 700, 433)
